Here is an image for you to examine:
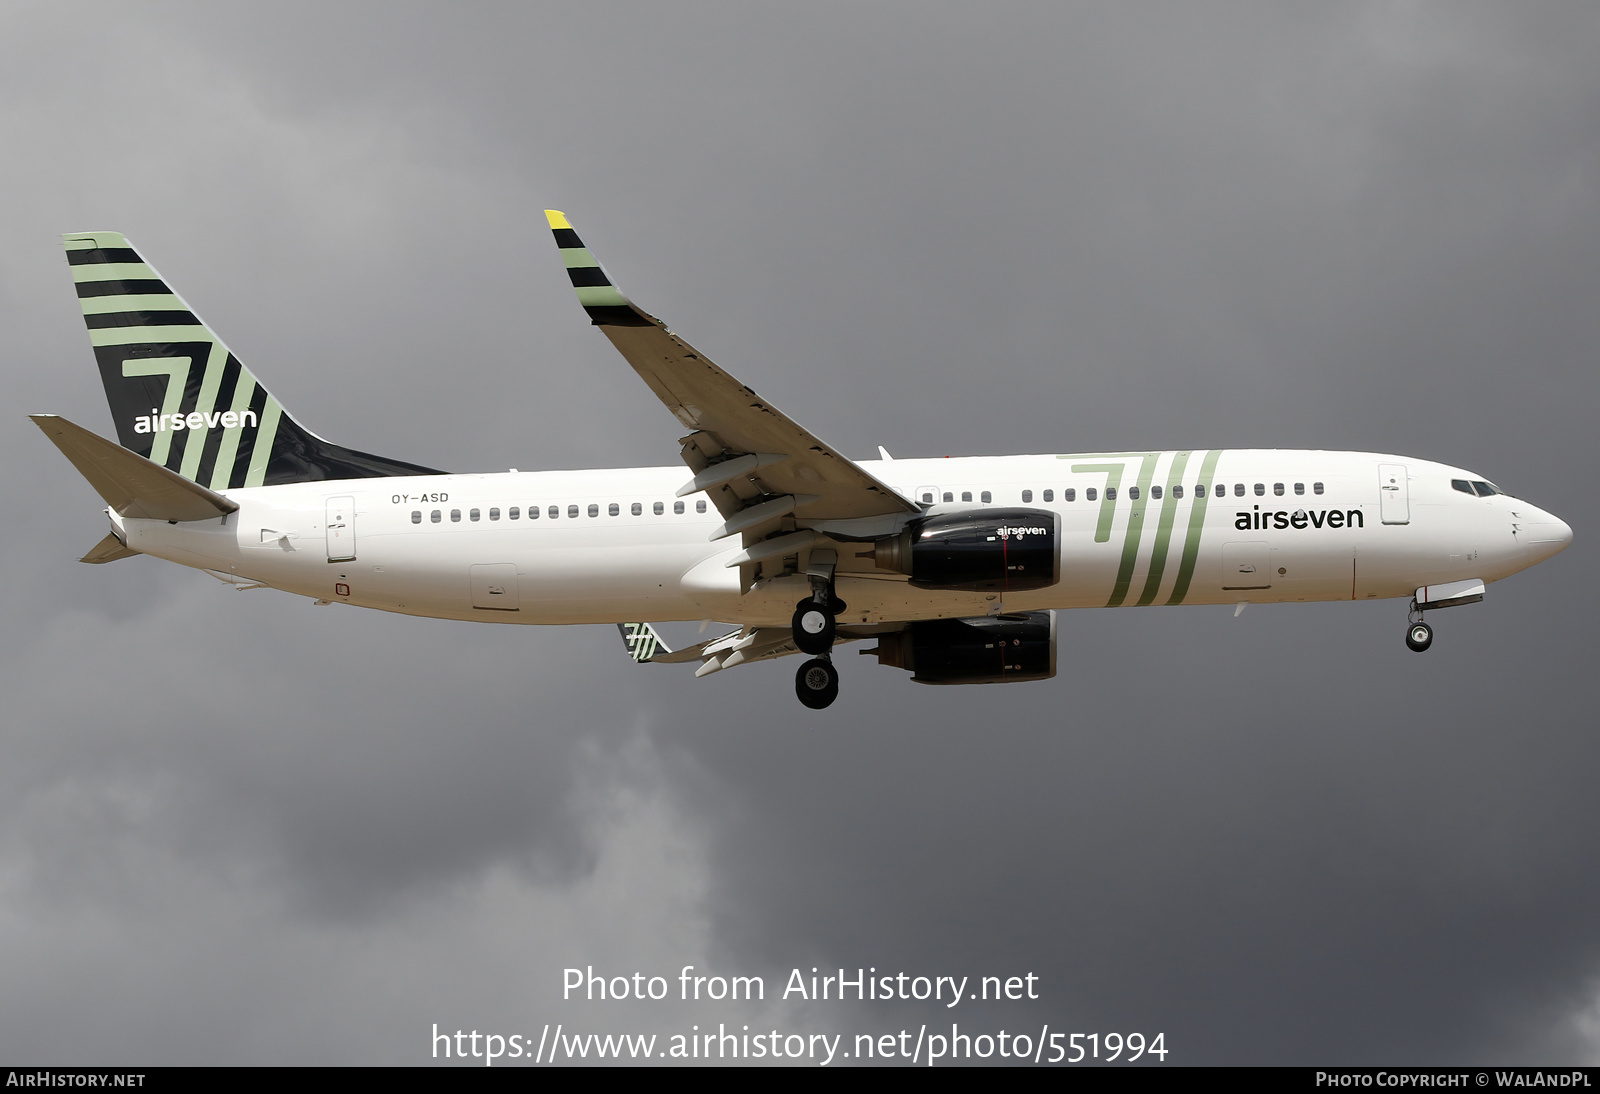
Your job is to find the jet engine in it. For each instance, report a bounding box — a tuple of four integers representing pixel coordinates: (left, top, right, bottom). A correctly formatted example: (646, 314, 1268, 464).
(867, 508, 1060, 592)
(866, 611, 1056, 685)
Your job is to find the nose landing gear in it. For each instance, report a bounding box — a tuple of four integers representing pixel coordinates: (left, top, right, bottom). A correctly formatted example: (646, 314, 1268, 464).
(1405, 600, 1433, 652)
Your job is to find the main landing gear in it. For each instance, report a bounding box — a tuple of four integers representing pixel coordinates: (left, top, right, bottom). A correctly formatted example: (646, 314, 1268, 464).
(795, 658, 840, 709)
(792, 549, 844, 708)
(1405, 599, 1434, 653)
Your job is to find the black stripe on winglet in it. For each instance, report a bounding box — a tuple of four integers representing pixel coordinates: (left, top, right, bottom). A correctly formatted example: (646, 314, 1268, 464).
(583, 305, 655, 327)
(76, 279, 171, 298)
(566, 266, 611, 287)
(67, 247, 142, 265)
(84, 310, 201, 329)
(551, 228, 585, 249)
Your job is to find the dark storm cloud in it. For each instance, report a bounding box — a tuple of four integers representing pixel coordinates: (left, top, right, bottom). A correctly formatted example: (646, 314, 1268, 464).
(1, 0, 1596, 1065)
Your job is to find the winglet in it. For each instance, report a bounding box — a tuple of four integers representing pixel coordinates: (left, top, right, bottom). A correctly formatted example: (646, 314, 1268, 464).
(544, 211, 656, 328)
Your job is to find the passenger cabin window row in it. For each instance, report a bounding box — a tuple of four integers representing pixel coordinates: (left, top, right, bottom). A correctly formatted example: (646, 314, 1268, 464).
(411, 498, 708, 524)
(917, 482, 1326, 506)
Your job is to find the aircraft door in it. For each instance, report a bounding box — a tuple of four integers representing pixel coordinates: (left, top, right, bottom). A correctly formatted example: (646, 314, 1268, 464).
(1379, 464, 1410, 525)
(470, 564, 520, 611)
(326, 496, 355, 561)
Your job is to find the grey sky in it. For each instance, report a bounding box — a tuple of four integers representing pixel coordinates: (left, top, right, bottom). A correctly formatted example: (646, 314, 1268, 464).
(1, 0, 1596, 1065)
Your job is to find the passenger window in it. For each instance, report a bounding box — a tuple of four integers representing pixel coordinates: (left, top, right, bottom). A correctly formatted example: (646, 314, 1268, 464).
(1294, 483, 1305, 495)
(1253, 483, 1265, 496)
(608, 502, 619, 516)
(1128, 486, 1140, 500)
(489, 508, 500, 521)
(942, 492, 953, 503)
(411, 510, 421, 524)
(549, 506, 560, 519)
(1043, 489, 1054, 502)
(1063, 488, 1075, 502)
(961, 491, 972, 502)
(1452, 479, 1475, 495)
(1273, 483, 1284, 496)
(451, 509, 462, 522)
(1234, 484, 1245, 497)
(567, 504, 579, 518)
(631, 502, 642, 516)
(1021, 489, 1032, 503)
(674, 501, 685, 514)
(1313, 482, 1324, 495)
(510, 507, 520, 520)
(1151, 485, 1162, 500)
(587, 504, 599, 517)
(470, 508, 480, 522)
(980, 490, 992, 504)
(431, 509, 441, 523)
(696, 500, 707, 513)
(653, 501, 664, 515)
(1173, 485, 1183, 499)
(1195, 484, 1206, 498)
(1085, 487, 1097, 501)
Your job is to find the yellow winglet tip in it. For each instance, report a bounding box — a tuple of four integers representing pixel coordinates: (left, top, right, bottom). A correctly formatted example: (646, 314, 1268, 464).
(544, 210, 572, 230)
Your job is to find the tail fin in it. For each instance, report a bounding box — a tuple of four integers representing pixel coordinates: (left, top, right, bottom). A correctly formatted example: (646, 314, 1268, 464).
(64, 232, 442, 489)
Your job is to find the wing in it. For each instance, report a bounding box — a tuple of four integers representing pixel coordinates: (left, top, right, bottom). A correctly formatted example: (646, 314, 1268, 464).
(544, 212, 919, 552)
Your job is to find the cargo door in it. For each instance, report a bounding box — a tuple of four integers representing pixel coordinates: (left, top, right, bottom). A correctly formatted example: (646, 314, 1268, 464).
(1379, 464, 1409, 525)
(1222, 541, 1272, 589)
(470, 563, 519, 611)
(325, 496, 355, 562)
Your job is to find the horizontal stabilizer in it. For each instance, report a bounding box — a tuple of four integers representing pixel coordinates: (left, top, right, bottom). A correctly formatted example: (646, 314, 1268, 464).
(79, 532, 139, 564)
(618, 621, 676, 663)
(31, 414, 239, 522)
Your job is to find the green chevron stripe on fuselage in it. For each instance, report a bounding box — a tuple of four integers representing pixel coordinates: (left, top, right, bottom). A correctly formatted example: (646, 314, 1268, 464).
(1105, 453, 1160, 607)
(1135, 449, 1193, 606)
(1166, 448, 1223, 605)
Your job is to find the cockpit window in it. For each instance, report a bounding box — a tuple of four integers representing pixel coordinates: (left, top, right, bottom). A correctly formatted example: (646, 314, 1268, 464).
(1452, 480, 1475, 496)
(1472, 481, 1499, 497)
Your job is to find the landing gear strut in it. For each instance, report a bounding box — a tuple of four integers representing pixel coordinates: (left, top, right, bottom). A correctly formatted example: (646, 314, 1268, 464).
(1406, 599, 1433, 653)
(792, 549, 844, 707)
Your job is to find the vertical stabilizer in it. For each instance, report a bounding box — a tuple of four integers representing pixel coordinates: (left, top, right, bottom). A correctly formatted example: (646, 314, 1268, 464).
(64, 232, 441, 488)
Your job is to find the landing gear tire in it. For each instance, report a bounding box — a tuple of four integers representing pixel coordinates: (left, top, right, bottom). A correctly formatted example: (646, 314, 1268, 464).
(1406, 621, 1433, 653)
(792, 599, 837, 655)
(795, 658, 840, 709)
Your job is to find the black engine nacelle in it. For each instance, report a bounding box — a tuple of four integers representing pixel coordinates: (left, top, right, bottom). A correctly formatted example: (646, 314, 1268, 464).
(868, 611, 1056, 685)
(870, 507, 1060, 592)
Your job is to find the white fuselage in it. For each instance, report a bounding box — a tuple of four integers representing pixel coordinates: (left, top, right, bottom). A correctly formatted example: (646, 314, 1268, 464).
(114, 450, 1571, 628)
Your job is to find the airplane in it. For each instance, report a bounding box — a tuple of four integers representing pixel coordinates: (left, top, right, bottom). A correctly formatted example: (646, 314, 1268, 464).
(33, 213, 1573, 709)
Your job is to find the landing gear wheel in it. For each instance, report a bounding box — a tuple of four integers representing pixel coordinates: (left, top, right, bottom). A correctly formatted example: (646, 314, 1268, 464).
(792, 599, 837, 655)
(1406, 621, 1433, 653)
(795, 658, 840, 709)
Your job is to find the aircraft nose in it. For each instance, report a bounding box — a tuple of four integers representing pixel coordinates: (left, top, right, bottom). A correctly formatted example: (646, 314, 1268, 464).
(1519, 506, 1573, 562)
